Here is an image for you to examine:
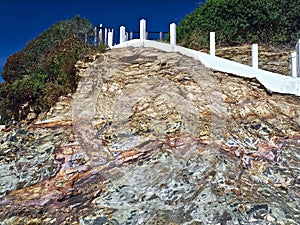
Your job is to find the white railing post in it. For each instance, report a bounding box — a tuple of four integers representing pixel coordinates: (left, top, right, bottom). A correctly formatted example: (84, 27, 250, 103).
(296, 39, 300, 77)
(120, 26, 126, 44)
(104, 28, 108, 45)
(140, 19, 146, 40)
(94, 27, 97, 46)
(291, 52, 297, 78)
(210, 32, 215, 56)
(108, 29, 113, 48)
(99, 24, 103, 45)
(252, 44, 259, 69)
(130, 31, 133, 40)
(170, 23, 176, 45)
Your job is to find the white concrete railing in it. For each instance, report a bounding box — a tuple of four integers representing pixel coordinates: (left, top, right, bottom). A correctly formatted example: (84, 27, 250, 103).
(129, 19, 300, 78)
(96, 24, 114, 48)
(99, 20, 300, 79)
(119, 19, 171, 44)
(113, 39, 300, 96)
(110, 19, 300, 96)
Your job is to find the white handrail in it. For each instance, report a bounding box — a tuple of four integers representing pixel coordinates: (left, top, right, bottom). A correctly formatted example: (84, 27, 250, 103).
(113, 39, 300, 97)
(105, 19, 300, 96)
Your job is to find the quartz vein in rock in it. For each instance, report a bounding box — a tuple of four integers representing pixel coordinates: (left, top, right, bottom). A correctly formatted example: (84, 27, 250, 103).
(0, 47, 299, 225)
(72, 47, 226, 166)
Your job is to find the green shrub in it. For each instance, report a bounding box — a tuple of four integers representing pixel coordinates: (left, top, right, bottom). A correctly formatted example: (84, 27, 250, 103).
(177, 0, 300, 49)
(0, 15, 106, 123)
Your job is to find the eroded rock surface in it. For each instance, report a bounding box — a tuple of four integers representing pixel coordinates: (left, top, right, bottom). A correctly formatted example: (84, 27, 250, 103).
(215, 45, 293, 76)
(0, 47, 300, 225)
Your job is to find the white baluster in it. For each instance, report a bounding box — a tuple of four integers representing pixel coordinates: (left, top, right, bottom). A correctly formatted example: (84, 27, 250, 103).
(252, 44, 258, 69)
(210, 32, 215, 56)
(99, 24, 103, 45)
(104, 28, 108, 45)
(108, 29, 113, 48)
(296, 39, 300, 77)
(140, 19, 146, 40)
(170, 23, 176, 45)
(120, 26, 126, 44)
(291, 52, 297, 78)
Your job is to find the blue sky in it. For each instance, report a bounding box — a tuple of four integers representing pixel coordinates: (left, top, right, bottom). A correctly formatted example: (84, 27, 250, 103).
(0, 0, 204, 82)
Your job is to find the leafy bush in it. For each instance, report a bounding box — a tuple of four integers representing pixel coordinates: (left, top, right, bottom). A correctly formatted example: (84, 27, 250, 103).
(2, 15, 93, 82)
(0, 16, 106, 123)
(177, 0, 300, 49)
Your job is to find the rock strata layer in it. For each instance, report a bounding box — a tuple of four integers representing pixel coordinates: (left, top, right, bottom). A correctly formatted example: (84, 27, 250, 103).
(214, 45, 293, 76)
(0, 47, 300, 224)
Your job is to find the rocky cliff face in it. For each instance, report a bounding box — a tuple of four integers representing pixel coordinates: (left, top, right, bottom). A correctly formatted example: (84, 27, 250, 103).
(0, 47, 300, 224)
(212, 45, 293, 76)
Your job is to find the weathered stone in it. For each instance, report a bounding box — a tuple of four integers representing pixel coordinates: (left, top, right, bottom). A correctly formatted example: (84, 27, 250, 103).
(0, 47, 299, 224)
(214, 44, 293, 75)
(0, 125, 5, 131)
(26, 112, 37, 121)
